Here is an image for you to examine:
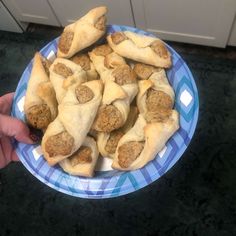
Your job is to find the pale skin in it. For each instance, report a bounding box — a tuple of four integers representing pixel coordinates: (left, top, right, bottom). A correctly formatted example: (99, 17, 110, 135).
(0, 93, 36, 168)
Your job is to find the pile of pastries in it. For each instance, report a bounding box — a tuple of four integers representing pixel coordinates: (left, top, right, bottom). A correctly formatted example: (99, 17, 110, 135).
(24, 6, 179, 177)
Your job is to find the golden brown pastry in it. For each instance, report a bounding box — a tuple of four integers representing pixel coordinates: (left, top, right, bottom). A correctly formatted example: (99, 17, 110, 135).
(107, 31, 172, 68)
(49, 58, 87, 104)
(24, 52, 57, 130)
(92, 64, 138, 133)
(60, 136, 99, 177)
(88, 44, 126, 77)
(137, 69, 175, 117)
(57, 6, 107, 58)
(41, 80, 103, 166)
(112, 111, 179, 171)
(70, 53, 98, 81)
(97, 106, 138, 159)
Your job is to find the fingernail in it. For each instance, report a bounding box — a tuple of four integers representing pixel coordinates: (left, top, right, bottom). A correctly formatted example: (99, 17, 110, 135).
(30, 133, 40, 142)
(29, 127, 43, 143)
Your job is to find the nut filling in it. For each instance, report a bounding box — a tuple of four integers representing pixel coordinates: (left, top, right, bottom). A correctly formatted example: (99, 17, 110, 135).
(118, 141, 144, 168)
(53, 63, 73, 78)
(146, 89, 173, 112)
(69, 146, 92, 166)
(150, 40, 168, 58)
(58, 31, 74, 54)
(133, 63, 160, 80)
(27, 104, 51, 129)
(111, 32, 127, 44)
(112, 65, 136, 85)
(71, 54, 91, 71)
(45, 131, 74, 157)
(75, 85, 94, 104)
(94, 15, 106, 31)
(94, 105, 123, 132)
(105, 130, 124, 154)
(93, 44, 113, 56)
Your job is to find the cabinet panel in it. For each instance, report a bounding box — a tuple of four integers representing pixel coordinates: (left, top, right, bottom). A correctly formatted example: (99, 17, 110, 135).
(49, 0, 134, 27)
(132, 0, 236, 47)
(3, 0, 60, 26)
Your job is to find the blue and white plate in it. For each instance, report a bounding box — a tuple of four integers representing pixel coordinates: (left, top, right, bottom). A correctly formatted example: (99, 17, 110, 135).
(11, 25, 199, 199)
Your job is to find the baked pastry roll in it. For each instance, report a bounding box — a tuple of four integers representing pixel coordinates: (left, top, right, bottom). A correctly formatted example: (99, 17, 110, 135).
(24, 52, 57, 130)
(70, 53, 98, 81)
(60, 136, 99, 177)
(97, 106, 138, 159)
(88, 44, 126, 76)
(137, 69, 175, 116)
(57, 6, 107, 58)
(49, 58, 87, 104)
(41, 80, 103, 166)
(112, 111, 179, 171)
(107, 31, 172, 68)
(92, 64, 138, 133)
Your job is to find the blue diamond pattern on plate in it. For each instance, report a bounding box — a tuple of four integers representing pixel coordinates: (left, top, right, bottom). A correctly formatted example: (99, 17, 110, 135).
(11, 25, 199, 199)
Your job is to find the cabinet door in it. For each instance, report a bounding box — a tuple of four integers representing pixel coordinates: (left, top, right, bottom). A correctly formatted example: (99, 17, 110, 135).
(48, 0, 134, 27)
(131, 0, 236, 47)
(2, 0, 60, 26)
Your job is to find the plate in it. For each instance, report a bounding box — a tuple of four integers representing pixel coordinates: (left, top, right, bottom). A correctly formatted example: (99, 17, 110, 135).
(11, 25, 199, 199)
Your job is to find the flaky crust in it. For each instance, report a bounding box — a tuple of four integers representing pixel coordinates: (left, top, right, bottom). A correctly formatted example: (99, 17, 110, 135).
(107, 31, 172, 68)
(24, 52, 57, 129)
(59, 137, 99, 177)
(57, 6, 107, 58)
(49, 58, 87, 104)
(112, 111, 179, 171)
(41, 80, 103, 166)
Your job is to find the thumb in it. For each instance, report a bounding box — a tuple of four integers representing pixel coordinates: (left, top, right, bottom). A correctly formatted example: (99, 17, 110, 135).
(0, 114, 34, 144)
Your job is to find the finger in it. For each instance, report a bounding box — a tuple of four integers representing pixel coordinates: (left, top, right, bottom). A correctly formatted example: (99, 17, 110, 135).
(11, 150, 19, 162)
(0, 114, 34, 144)
(0, 136, 13, 168)
(0, 92, 15, 115)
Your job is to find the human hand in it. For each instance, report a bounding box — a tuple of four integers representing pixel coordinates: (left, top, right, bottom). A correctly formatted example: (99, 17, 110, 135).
(0, 92, 36, 168)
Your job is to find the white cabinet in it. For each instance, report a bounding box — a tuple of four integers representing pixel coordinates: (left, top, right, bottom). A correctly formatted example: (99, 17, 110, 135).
(48, 0, 134, 27)
(228, 17, 236, 46)
(131, 0, 236, 47)
(2, 0, 60, 26)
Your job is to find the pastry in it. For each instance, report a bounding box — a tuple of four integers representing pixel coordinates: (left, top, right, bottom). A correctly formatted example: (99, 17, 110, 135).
(107, 31, 172, 68)
(88, 44, 126, 77)
(60, 136, 99, 177)
(112, 111, 179, 171)
(97, 106, 138, 159)
(70, 53, 98, 81)
(133, 63, 162, 80)
(92, 64, 138, 133)
(24, 52, 57, 130)
(57, 6, 107, 58)
(137, 69, 175, 117)
(41, 80, 103, 166)
(49, 58, 87, 104)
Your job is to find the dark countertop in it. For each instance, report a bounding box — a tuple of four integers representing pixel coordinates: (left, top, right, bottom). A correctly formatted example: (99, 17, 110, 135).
(0, 29, 236, 236)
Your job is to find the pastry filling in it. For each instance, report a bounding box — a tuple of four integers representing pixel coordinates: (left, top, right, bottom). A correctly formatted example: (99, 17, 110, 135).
(26, 104, 51, 129)
(69, 146, 92, 166)
(45, 131, 74, 157)
(53, 63, 73, 78)
(94, 105, 123, 132)
(133, 63, 160, 80)
(146, 89, 173, 112)
(41, 58, 52, 77)
(105, 130, 124, 154)
(146, 109, 172, 123)
(93, 44, 113, 56)
(70, 54, 91, 71)
(58, 31, 74, 54)
(75, 85, 94, 104)
(118, 141, 144, 168)
(111, 32, 127, 45)
(150, 40, 168, 59)
(94, 15, 106, 31)
(112, 64, 136, 85)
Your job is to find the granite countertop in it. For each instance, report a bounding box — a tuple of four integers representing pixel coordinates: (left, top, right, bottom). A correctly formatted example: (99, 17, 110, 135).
(0, 30, 236, 236)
